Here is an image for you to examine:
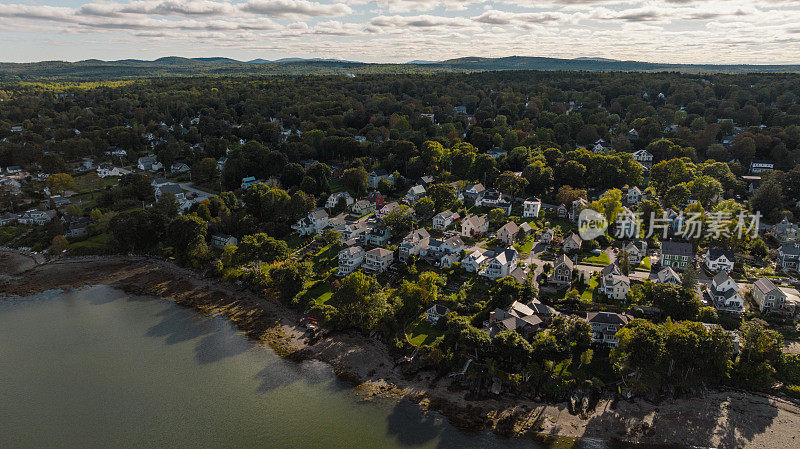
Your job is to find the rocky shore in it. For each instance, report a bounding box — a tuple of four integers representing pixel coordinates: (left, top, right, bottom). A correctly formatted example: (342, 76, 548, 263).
(2, 250, 800, 449)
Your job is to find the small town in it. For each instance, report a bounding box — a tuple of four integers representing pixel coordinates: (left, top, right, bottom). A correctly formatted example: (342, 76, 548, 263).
(4, 48, 800, 448)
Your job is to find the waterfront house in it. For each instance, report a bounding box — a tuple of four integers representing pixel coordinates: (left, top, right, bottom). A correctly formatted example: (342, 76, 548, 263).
(584, 311, 633, 348)
(486, 301, 543, 338)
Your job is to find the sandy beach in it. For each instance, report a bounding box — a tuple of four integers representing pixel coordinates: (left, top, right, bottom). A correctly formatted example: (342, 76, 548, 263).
(2, 250, 800, 449)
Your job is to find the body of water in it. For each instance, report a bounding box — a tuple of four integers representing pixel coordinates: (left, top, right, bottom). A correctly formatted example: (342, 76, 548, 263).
(0, 285, 581, 449)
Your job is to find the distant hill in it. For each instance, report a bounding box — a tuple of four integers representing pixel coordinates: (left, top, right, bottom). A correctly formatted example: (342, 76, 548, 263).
(1, 55, 799, 81)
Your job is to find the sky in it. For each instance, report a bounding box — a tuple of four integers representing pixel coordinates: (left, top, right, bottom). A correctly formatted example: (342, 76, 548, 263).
(1, 0, 800, 64)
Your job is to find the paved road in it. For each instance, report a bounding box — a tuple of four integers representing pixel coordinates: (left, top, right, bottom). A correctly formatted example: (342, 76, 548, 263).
(179, 182, 214, 199)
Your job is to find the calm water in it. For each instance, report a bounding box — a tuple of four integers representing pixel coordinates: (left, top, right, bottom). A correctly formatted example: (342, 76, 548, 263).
(0, 285, 580, 449)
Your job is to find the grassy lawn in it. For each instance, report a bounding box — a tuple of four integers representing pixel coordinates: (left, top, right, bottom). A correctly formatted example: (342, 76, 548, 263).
(283, 233, 306, 251)
(514, 236, 535, 255)
(636, 257, 651, 272)
(303, 279, 335, 305)
(580, 278, 600, 302)
(69, 233, 112, 254)
(406, 317, 443, 347)
(73, 173, 117, 193)
(583, 252, 610, 266)
(0, 226, 27, 245)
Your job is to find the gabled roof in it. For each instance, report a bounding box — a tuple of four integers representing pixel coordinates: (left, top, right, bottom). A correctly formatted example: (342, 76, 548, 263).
(661, 240, 692, 256)
(601, 263, 622, 277)
(753, 277, 778, 295)
(656, 266, 680, 283)
(498, 221, 519, 235)
(366, 247, 393, 257)
(707, 247, 735, 261)
(712, 270, 733, 286)
(564, 233, 582, 246)
(555, 253, 573, 270)
(586, 311, 632, 326)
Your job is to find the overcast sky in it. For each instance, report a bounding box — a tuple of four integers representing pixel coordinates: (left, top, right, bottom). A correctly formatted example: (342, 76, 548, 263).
(1, 0, 799, 64)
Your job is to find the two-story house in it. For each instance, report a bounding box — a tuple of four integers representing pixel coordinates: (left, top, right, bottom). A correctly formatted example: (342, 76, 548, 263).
(363, 248, 394, 273)
(654, 266, 681, 285)
(398, 228, 430, 263)
(326, 192, 354, 209)
(462, 249, 489, 272)
(626, 186, 642, 205)
(562, 233, 582, 253)
(375, 201, 399, 220)
(210, 234, 238, 248)
(750, 160, 774, 174)
(497, 222, 520, 246)
(137, 155, 163, 172)
(18, 209, 56, 225)
(350, 200, 375, 216)
(771, 217, 799, 244)
(432, 210, 460, 231)
(523, 198, 542, 218)
(631, 149, 653, 169)
(364, 225, 391, 247)
(752, 277, 790, 313)
(406, 185, 427, 203)
(421, 235, 465, 267)
(337, 245, 365, 276)
(704, 247, 735, 272)
(291, 209, 329, 236)
(460, 214, 489, 238)
(480, 248, 519, 280)
(622, 239, 647, 265)
(368, 170, 394, 189)
(550, 254, 573, 287)
(777, 244, 800, 272)
(569, 198, 588, 223)
(599, 263, 630, 300)
(709, 271, 743, 312)
(462, 183, 486, 202)
(584, 311, 633, 348)
(660, 241, 693, 270)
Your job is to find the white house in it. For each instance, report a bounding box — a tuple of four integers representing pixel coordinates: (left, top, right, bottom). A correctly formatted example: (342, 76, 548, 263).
(363, 248, 394, 273)
(462, 249, 489, 272)
(375, 201, 399, 220)
(480, 248, 519, 280)
(523, 198, 542, 218)
(137, 155, 163, 172)
(326, 192, 354, 209)
(750, 160, 774, 174)
(18, 209, 56, 225)
(709, 271, 744, 312)
(631, 149, 653, 168)
(291, 209, 329, 236)
(211, 234, 238, 248)
(399, 228, 431, 263)
(627, 186, 642, 205)
(406, 185, 427, 203)
(337, 245, 365, 276)
(96, 164, 129, 178)
(704, 248, 735, 272)
(432, 210, 459, 231)
(599, 263, 630, 300)
(654, 266, 681, 285)
(460, 214, 489, 237)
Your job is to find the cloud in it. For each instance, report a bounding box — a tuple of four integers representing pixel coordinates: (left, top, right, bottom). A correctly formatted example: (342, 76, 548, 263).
(241, 0, 352, 18)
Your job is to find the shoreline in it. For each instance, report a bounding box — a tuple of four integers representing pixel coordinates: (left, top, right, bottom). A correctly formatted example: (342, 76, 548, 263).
(2, 251, 800, 448)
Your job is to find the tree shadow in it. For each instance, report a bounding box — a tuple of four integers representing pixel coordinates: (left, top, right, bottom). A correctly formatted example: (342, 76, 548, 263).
(250, 358, 336, 394)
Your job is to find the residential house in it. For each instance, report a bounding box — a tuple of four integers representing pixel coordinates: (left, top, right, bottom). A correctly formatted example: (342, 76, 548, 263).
(170, 162, 190, 174)
(486, 301, 543, 338)
(584, 311, 633, 348)
(627, 128, 639, 140)
(421, 235, 464, 267)
(599, 263, 630, 300)
(627, 186, 642, 205)
(137, 155, 163, 172)
(426, 304, 450, 324)
(350, 200, 375, 216)
(363, 248, 394, 273)
(337, 246, 365, 276)
(5, 166, 22, 174)
(550, 254, 574, 286)
(750, 160, 774, 174)
(418, 175, 435, 186)
(18, 209, 56, 225)
(375, 201, 399, 220)
(752, 277, 799, 314)
(569, 198, 588, 223)
(487, 147, 507, 159)
(770, 216, 799, 244)
(540, 228, 555, 245)
(406, 184, 427, 203)
(523, 198, 542, 218)
(708, 271, 744, 312)
(460, 214, 489, 238)
(462, 183, 486, 202)
(497, 222, 520, 246)
(476, 190, 512, 215)
(326, 192, 354, 209)
(519, 222, 533, 237)
(623, 239, 647, 264)
(631, 149, 653, 168)
(340, 221, 369, 243)
(291, 209, 329, 236)
(151, 177, 169, 188)
(463, 249, 489, 272)
(368, 170, 393, 189)
(50, 195, 71, 209)
(480, 248, 519, 280)
(660, 241, 693, 270)
(433, 210, 459, 231)
(96, 164, 128, 178)
(562, 233, 582, 253)
(240, 176, 261, 190)
(398, 228, 431, 263)
(704, 247, 735, 272)
(365, 190, 386, 207)
(155, 183, 186, 202)
(63, 217, 91, 239)
(556, 204, 568, 218)
(655, 266, 681, 285)
(210, 234, 237, 248)
(364, 225, 391, 247)
(777, 243, 800, 272)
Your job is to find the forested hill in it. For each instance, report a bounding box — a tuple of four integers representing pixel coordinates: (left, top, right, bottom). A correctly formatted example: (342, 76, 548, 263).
(1, 55, 800, 81)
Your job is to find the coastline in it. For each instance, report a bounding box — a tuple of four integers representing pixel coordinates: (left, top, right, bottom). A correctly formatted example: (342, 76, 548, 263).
(2, 251, 800, 448)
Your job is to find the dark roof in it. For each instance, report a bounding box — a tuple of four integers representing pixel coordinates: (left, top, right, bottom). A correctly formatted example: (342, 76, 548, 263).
(707, 247, 735, 261)
(779, 244, 800, 257)
(586, 311, 632, 326)
(661, 240, 693, 256)
(754, 277, 777, 294)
